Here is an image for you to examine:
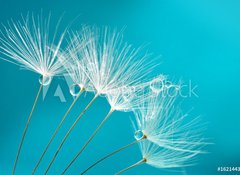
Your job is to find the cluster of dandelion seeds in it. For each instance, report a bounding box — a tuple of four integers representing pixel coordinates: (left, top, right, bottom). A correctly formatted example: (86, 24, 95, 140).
(130, 92, 208, 170)
(0, 12, 209, 175)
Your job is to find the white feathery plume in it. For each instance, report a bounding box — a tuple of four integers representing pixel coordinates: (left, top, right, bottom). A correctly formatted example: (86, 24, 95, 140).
(68, 60, 90, 90)
(139, 140, 199, 169)
(58, 28, 160, 174)
(0, 13, 67, 175)
(115, 89, 208, 175)
(82, 78, 208, 175)
(58, 31, 93, 93)
(115, 139, 202, 175)
(0, 13, 66, 81)
(105, 85, 148, 112)
(78, 26, 158, 95)
(31, 31, 94, 174)
(105, 75, 167, 112)
(133, 90, 207, 154)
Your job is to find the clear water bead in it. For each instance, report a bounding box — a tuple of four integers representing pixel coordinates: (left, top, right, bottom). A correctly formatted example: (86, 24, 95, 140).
(39, 75, 52, 86)
(150, 79, 164, 93)
(164, 80, 172, 88)
(70, 84, 81, 96)
(134, 130, 144, 140)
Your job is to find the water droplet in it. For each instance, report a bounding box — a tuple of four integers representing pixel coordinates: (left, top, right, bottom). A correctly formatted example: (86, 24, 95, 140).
(164, 80, 172, 88)
(39, 75, 52, 86)
(134, 130, 144, 140)
(70, 84, 81, 96)
(150, 79, 164, 93)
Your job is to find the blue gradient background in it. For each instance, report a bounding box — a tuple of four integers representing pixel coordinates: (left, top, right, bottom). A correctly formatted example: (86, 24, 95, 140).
(0, 0, 240, 175)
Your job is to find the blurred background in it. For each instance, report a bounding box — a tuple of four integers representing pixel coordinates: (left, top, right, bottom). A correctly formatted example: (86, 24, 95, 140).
(0, 0, 240, 174)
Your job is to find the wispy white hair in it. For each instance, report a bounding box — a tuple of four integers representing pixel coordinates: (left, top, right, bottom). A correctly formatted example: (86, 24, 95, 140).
(139, 140, 200, 168)
(58, 31, 93, 91)
(77, 26, 159, 95)
(0, 13, 66, 77)
(105, 75, 167, 112)
(133, 91, 207, 156)
(105, 84, 150, 112)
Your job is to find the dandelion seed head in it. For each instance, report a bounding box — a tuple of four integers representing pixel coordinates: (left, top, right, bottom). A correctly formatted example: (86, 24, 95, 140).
(0, 13, 66, 79)
(105, 74, 169, 112)
(58, 31, 93, 92)
(78, 26, 158, 95)
(132, 88, 208, 168)
(106, 83, 154, 112)
(139, 140, 200, 169)
(134, 93, 207, 153)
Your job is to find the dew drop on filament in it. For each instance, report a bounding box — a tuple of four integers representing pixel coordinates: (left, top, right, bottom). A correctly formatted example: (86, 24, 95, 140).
(134, 130, 144, 140)
(39, 75, 52, 86)
(70, 84, 81, 96)
(164, 80, 172, 88)
(150, 79, 164, 93)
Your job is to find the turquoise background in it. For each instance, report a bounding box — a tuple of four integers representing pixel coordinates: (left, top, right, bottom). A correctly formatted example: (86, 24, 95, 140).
(0, 0, 240, 175)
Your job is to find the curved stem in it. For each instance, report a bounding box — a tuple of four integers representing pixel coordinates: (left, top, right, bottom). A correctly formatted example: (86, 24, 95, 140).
(12, 83, 43, 175)
(44, 94, 99, 175)
(115, 159, 146, 175)
(61, 108, 114, 175)
(31, 89, 84, 174)
(81, 139, 141, 175)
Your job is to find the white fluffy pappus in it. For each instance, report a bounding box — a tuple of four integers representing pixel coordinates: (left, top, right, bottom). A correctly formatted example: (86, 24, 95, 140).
(105, 84, 152, 112)
(0, 13, 67, 80)
(139, 140, 200, 169)
(133, 91, 208, 163)
(105, 74, 166, 112)
(77, 26, 159, 95)
(105, 74, 170, 112)
(58, 31, 94, 92)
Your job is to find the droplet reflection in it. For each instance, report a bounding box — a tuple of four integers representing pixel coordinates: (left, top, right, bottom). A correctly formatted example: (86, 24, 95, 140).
(39, 75, 52, 86)
(70, 84, 81, 96)
(134, 130, 144, 140)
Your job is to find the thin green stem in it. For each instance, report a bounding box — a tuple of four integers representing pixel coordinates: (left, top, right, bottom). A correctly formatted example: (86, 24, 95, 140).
(44, 94, 99, 175)
(12, 83, 43, 175)
(115, 159, 146, 175)
(61, 108, 114, 175)
(81, 139, 142, 175)
(31, 89, 84, 174)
